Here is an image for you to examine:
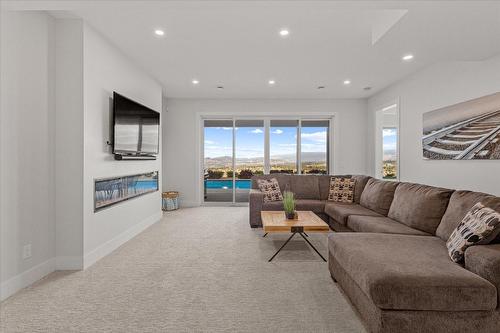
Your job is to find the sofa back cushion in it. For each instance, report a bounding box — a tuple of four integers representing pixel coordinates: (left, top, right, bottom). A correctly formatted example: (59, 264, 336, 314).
(318, 175, 334, 200)
(359, 178, 399, 215)
(388, 183, 453, 234)
(352, 175, 371, 203)
(436, 190, 500, 241)
(290, 175, 320, 199)
(319, 175, 371, 202)
(251, 174, 290, 193)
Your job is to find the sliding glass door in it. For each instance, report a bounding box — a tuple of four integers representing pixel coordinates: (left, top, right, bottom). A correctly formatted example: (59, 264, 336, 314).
(300, 120, 329, 174)
(235, 120, 264, 202)
(204, 120, 234, 202)
(270, 120, 299, 174)
(203, 117, 332, 204)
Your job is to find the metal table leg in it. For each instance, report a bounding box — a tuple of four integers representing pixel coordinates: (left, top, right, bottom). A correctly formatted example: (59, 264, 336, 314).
(299, 233, 327, 262)
(268, 233, 296, 262)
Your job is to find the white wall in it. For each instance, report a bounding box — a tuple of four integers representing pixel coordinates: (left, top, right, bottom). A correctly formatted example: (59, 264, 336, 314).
(54, 18, 84, 270)
(82, 24, 163, 267)
(0, 12, 164, 299)
(163, 99, 368, 206)
(367, 55, 500, 195)
(0, 11, 56, 300)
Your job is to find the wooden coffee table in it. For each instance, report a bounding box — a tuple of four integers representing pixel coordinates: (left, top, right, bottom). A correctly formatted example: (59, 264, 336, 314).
(261, 211, 329, 262)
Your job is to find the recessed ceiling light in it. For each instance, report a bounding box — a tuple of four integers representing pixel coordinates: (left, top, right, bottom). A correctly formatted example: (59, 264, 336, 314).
(279, 29, 289, 37)
(343, 80, 351, 85)
(268, 80, 276, 85)
(154, 29, 165, 36)
(402, 54, 414, 61)
(363, 86, 372, 91)
(192, 79, 199, 85)
(317, 86, 325, 90)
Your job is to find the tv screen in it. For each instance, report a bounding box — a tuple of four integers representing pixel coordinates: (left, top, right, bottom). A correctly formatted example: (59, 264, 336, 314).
(113, 92, 160, 155)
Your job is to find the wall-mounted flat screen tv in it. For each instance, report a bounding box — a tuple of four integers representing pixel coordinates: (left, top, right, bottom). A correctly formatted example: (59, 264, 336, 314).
(113, 92, 160, 155)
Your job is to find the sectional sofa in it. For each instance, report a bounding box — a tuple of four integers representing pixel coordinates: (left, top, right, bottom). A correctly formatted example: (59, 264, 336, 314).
(249, 174, 500, 333)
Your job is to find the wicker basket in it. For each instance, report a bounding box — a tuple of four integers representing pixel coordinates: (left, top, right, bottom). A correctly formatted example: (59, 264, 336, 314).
(162, 191, 179, 211)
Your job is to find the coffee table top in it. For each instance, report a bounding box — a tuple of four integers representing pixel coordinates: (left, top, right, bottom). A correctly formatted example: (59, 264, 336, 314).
(261, 211, 329, 233)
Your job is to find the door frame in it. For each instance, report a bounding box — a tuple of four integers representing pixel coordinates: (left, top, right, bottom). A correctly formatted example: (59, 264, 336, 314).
(374, 98, 400, 181)
(197, 111, 339, 206)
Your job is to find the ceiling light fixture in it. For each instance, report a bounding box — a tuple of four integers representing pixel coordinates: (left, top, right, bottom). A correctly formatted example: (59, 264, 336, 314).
(279, 29, 290, 37)
(154, 29, 165, 36)
(192, 79, 199, 85)
(317, 86, 325, 90)
(402, 54, 414, 61)
(343, 80, 351, 85)
(268, 80, 276, 85)
(217, 86, 224, 90)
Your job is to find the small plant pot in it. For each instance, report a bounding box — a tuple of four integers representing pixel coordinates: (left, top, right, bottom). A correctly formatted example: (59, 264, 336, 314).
(285, 211, 296, 220)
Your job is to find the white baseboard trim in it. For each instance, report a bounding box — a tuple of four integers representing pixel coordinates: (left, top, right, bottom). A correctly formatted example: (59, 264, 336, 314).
(1, 258, 55, 301)
(55, 256, 83, 270)
(83, 211, 162, 269)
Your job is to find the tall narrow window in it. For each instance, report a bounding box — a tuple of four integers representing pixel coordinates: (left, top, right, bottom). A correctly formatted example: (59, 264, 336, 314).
(235, 120, 264, 202)
(375, 103, 399, 180)
(270, 120, 299, 174)
(382, 127, 398, 179)
(301, 120, 329, 174)
(203, 120, 234, 202)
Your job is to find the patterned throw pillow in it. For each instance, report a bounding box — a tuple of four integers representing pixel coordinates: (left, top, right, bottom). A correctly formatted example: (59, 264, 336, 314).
(257, 178, 283, 202)
(446, 202, 500, 263)
(328, 177, 356, 203)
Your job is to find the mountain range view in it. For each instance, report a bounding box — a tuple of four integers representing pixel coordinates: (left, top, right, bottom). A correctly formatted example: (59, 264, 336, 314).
(205, 152, 326, 168)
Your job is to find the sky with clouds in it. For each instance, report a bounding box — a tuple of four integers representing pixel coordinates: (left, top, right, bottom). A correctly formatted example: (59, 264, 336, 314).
(382, 128, 398, 162)
(204, 125, 327, 159)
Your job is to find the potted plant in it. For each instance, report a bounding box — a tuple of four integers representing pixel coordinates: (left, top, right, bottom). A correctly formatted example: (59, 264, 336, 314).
(283, 191, 297, 220)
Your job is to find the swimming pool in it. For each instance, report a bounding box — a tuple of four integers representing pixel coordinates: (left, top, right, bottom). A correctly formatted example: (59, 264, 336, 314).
(205, 179, 251, 189)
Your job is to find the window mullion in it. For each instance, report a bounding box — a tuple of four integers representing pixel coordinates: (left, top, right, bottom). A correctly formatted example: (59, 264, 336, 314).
(297, 119, 301, 175)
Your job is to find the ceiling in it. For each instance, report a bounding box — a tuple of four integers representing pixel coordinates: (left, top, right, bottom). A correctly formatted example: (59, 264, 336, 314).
(4, 1, 500, 99)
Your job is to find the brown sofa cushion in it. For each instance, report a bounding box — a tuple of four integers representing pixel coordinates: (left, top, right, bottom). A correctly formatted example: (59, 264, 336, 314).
(290, 175, 320, 199)
(436, 190, 500, 241)
(324, 202, 382, 225)
(295, 199, 325, 213)
(465, 244, 500, 306)
(318, 175, 333, 200)
(388, 183, 453, 234)
(262, 201, 283, 211)
(328, 233, 497, 311)
(352, 175, 371, 204)
(347, 215, 430, 236)
(359, 178, 399, 215)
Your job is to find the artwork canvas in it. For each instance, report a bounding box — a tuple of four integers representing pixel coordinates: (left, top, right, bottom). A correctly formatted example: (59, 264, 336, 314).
(422, 92, 500, 160)
(94, 171, 159, 211)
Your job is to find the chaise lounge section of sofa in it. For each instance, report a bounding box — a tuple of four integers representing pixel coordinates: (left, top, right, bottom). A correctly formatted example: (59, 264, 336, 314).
(250, 174, 500, 333)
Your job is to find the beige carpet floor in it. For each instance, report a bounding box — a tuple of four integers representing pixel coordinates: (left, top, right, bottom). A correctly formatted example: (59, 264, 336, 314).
(0, 207, 366, 333)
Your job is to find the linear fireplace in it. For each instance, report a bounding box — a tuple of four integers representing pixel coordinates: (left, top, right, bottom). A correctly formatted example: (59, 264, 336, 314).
(94, 171, 159, 211)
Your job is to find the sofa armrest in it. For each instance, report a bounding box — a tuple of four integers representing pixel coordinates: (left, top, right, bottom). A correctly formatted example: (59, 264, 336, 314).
(249, 189, 265, 228)
(465, 244, 500, 307)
